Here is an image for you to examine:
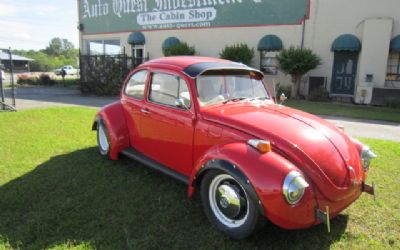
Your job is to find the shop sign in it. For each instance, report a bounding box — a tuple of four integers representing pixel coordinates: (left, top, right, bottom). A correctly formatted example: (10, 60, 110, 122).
(80, 0, 308, 33)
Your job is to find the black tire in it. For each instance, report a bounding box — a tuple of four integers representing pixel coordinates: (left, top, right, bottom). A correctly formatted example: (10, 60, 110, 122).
(96, 119, 110, 157)
(200, 170, 264, 240)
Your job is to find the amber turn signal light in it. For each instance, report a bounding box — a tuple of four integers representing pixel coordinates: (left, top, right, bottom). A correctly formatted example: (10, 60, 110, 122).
(248, 139, 272, 153)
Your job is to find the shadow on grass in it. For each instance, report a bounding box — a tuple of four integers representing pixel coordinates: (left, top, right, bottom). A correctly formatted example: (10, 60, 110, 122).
(0, 147, 348, 249)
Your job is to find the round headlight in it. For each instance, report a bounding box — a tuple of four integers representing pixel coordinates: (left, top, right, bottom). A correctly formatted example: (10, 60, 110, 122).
(283, 171, 309, 205)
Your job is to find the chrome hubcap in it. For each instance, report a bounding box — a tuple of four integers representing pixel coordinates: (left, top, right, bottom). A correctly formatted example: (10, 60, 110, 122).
(209, 174, 249, 228)
(98, 124, 109, 152)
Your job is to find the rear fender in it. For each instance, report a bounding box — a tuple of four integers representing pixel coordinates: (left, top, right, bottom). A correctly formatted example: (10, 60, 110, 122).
(92, 101, 129, 160)
(188, 142, 318, 229)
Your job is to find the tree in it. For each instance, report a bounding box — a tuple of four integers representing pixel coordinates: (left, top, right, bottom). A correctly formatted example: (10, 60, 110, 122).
(219, 43, 254, 66)
(44, 37, 76, 57)
(44, 38, 63, 56)
(276, 47, 321, 98)
(163, 42, 195, 56)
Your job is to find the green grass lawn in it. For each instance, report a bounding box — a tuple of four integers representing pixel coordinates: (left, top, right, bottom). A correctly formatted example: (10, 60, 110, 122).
(0, 107, 399, 249)
(286, 100, 400, 123)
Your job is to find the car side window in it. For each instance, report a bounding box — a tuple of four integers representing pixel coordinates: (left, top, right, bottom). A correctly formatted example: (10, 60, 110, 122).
(125, 70, 148, 99)
(149, 73, 191, 108)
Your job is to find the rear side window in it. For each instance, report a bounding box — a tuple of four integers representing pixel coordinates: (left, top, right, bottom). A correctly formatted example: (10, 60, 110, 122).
(149, 73, 191, 108)
(125, 70, 148, 99)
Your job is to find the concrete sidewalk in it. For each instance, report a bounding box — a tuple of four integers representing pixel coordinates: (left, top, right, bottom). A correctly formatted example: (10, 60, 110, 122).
(321, 115, 400, 142)
(3, 86, 400, 142)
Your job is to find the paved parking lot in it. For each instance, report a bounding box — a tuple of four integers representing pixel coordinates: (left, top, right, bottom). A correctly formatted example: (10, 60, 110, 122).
(3, 86, 117, 109)
(3, 86, 400, 142)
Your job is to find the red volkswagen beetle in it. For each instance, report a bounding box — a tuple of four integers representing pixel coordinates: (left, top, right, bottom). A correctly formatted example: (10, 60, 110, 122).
(92, 56, 376, 239)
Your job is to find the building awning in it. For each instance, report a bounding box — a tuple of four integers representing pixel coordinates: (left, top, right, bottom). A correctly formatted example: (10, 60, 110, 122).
(257, 35, 283, 51)
(128, 32, 145, 45)
(162, 37, 180, 49)
(390, 35, 400, 52)
(331, 34, 361, 52)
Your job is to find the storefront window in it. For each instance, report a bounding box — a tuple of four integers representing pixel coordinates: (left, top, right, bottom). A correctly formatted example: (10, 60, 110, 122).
(105, 40, 121, 55)
(86, 39, 121, 56)
(88, 40, 103, 55)
(260, 51, 278, 75)
(385, 52, 400, 88)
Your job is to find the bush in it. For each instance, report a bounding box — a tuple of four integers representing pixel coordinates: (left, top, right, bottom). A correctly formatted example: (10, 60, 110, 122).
(219, 43, 254, 66)
(80, 57, 128, 96)
(39, 74, 55, 85)
(17, 74, 55, 86)
(163, 42, 196, 56)
(308, 86, 329, 102)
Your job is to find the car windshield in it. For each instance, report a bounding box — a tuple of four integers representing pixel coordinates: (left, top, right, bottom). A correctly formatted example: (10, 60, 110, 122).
(196, 71, 269, 106)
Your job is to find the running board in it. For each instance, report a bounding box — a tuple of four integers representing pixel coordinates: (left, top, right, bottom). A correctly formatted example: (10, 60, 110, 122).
(121, 148, 189, 185)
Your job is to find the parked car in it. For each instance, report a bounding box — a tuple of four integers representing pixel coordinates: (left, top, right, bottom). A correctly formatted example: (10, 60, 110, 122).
(54, 65, 78, 75)
(92, 56, 376, 239)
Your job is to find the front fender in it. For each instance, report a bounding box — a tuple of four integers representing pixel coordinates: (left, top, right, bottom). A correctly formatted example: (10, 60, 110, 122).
(188, 142, 318, 229)
(92, 101, 129, 160)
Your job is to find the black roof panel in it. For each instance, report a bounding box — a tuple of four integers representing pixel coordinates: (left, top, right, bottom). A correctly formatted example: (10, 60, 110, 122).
(182, 62, 262, 78)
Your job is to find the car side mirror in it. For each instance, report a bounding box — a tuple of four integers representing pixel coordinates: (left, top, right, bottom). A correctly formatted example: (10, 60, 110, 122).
(175, 98, 188, 109)
(279, 93, 287, 104)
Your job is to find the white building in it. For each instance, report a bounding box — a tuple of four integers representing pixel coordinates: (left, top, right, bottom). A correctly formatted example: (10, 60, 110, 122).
(78, 0, 400, 104)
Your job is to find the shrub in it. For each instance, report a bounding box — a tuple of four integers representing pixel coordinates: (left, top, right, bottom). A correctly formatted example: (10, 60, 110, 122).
(308, 86, 329, 102)
(17, 74, 55, 86)
(39, 73, 55, 85)
(219, 43, 254, 66)
(17, 75, 38, 85)
(80, 56, 128, 96)
(277, 47, 321, 98)
(163, 42, 196, 56)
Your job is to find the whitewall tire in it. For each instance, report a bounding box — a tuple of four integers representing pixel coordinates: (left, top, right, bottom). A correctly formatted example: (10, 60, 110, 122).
(200, 170, 264, 240)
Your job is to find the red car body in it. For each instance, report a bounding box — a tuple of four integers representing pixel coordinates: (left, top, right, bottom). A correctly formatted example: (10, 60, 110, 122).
(93, 56, 375, 236)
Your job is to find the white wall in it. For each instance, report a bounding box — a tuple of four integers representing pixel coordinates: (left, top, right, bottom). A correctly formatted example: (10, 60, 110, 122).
(305, 0, 400, 92)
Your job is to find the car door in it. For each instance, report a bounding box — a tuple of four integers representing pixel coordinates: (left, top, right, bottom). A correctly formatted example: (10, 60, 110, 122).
(139, 71, 195, 176)
(121, 70, 149, 150)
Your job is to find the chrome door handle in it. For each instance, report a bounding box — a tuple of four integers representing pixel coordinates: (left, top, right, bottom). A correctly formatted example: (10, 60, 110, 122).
(140, 108, 150, 114)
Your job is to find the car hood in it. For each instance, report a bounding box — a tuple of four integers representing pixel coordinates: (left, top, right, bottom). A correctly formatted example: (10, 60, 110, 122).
(201, 101, 362, 201)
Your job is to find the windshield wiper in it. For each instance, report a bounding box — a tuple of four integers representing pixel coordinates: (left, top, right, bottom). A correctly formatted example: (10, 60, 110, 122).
(248, 97, 269, 101)
(222, 97, 247, 104)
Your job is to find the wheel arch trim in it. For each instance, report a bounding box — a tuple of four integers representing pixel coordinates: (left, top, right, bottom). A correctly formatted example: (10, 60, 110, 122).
(92, 101, 130, 160)
(192, 158, 265, 216)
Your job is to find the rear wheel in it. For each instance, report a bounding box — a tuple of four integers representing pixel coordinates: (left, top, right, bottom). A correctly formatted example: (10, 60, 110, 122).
(200, 170, 264, 240)
(97, 119, 110, 157)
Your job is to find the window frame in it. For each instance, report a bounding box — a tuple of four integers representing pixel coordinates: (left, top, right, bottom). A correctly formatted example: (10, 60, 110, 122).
(385, 52, 400, 87)
(147, 71, 192, 110)
(86, 39, 122, 56)
(124, 69, 149, 100)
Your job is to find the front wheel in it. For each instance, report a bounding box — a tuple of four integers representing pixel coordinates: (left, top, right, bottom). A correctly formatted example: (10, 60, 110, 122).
(200, 170, 264, 240)
(97, 119, 110, 157)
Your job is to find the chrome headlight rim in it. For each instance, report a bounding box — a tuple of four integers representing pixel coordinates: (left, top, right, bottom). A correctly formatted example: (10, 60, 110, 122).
(361, 146, 377, 171)
(282, 170, 309, 205)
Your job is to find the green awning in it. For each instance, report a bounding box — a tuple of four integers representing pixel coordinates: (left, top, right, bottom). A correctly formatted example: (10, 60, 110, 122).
(162, 37, 180, 49)
(331, 34, 361, 52)
(390, 35, 400, 52)
(257, 35, 283, 51)
(128, 32, 145, 45)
